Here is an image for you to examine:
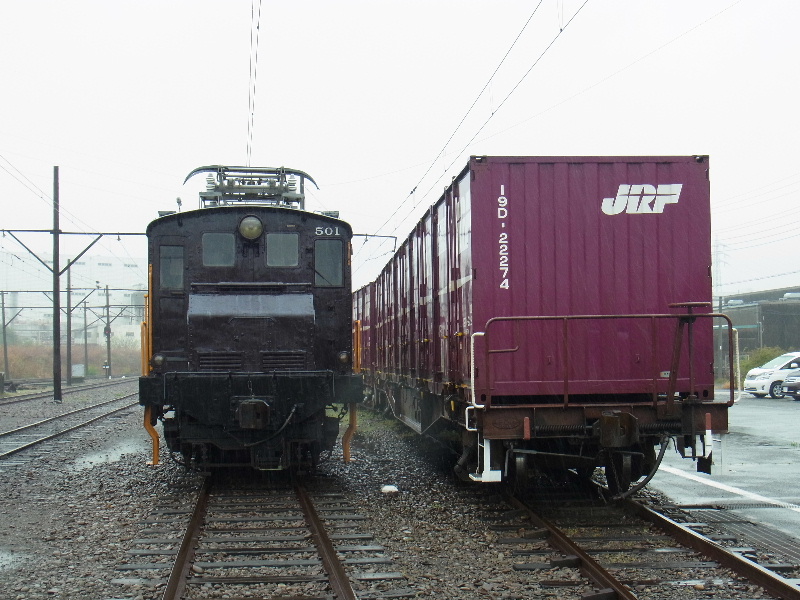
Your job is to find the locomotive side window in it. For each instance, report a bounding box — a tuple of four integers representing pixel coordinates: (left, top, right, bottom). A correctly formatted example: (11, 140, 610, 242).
(266, 233, 299, 267)
(159, 245, 184, 289)
(314, 239, 343, 287)
(202, 233, 235, 266)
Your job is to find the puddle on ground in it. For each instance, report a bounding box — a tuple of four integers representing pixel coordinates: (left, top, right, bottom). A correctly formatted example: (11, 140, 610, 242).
(0, 549, 25, 570)
(71, 439, 144, 471)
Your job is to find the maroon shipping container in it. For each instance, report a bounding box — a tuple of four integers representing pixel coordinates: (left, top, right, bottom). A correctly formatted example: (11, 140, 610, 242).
(354, 156, 732, 491)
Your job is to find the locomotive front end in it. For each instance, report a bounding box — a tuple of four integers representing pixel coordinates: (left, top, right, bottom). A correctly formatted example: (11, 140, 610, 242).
(139, 166, 361, 470)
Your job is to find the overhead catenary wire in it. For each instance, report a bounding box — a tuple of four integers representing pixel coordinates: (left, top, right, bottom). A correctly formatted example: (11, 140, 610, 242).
(355, 0, 592, 278)
(0, 154, 50, 204)
(353, 1, 589, 274)
(0, 153, 149, 282)
(246, 0, 263, 167)
(404, 1, 544, 202)
(422, 0, 591, 197)
(344, 0, 744, 206)
(352, 1, 770, 290)
(716, 269, 800, 288)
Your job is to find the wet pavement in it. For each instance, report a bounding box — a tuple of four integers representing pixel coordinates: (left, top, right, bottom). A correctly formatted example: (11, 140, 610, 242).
(651, 392, 800, 545)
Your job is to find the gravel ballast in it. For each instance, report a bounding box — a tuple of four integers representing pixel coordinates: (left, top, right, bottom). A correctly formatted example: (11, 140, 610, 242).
(0, 390, 780, 599)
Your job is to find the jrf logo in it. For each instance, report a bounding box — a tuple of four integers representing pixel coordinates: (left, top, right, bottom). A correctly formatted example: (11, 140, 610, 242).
(601, 184, 683, 215)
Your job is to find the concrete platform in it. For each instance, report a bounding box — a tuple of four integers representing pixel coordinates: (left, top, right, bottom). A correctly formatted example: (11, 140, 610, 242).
(650, 393, 800, 554)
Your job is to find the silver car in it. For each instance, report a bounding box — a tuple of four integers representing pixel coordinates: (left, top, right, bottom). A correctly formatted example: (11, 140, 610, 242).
(779, 368, 800, 400)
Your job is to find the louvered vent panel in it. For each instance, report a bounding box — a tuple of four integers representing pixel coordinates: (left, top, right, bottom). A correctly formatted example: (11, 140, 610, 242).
(198, 352, 243, 371)
(261, 352, 307, 371)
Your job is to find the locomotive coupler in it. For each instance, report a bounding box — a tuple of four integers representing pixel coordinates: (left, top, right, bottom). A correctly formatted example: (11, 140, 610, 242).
(232, 396, 272, 429)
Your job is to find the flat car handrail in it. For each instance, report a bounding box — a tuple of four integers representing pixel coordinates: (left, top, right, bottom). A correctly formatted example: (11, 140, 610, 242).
(476, 312, 735, 408)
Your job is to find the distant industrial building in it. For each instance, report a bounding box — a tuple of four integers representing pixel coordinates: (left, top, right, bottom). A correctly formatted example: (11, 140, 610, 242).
(0, 250, 146, 346)
(717, 287, 800, 353)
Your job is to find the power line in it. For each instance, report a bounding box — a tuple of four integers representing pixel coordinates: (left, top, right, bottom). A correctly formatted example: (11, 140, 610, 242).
(406, 1, 544, 201)
(721, 229, 800, 253)
(424, 0, 590, 195)
(478, 0, 744, 151)
(0, 153, 149, 282)
(713, 182, 800, 218)
(349, 0, 745, 248)
(387, 0, 593, 249)
(0, 154, 51, 204)
(354, 1, 590, 268)
(716, 268, 800, 288)
(246, 0, 263, 167)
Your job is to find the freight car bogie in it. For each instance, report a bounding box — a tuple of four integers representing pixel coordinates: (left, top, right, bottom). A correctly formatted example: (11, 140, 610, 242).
(365, 374, 721, 495)
(470, 428, 664, 494)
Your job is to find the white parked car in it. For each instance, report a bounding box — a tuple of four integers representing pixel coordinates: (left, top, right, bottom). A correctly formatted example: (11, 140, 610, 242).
(743, 352, 800, 398)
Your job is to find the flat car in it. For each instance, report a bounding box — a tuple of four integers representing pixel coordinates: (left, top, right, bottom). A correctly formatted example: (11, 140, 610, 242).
(354, 156, 734, 495)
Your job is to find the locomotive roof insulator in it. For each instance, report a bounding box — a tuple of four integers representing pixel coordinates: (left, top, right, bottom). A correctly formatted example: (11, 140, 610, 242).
(185, 165, 318, 211)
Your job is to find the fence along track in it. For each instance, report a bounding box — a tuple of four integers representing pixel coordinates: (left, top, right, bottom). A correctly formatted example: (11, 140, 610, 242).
(154, 477, 408, 600)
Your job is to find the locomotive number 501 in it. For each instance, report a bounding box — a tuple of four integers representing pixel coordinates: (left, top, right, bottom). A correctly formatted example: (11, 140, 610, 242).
(315, 226, 341, 236)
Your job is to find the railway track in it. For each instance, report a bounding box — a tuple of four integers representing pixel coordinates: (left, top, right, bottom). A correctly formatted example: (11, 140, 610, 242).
(0, 392, 139, 459)
(118, 475, 411, 599)
(0, 377, 136, 407)
(501, 485, 800, 600)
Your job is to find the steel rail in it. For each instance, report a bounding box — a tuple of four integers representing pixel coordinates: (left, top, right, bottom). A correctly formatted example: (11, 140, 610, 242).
(625, 499, 800, 600)
(0, 378, 135, 406)
(505, 493, 637, 600)
(161, 476, 212, 600)
(295, 481, 359, 600)
(0, 393, 138, 437)
(0, 396, 138, 459)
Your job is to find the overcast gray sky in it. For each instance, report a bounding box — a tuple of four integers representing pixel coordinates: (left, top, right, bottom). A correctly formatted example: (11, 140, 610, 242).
(1, 0, 798, 292)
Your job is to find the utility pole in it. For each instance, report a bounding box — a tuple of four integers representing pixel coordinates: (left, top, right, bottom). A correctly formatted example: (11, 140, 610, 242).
(66, 259, 72, 385)
(83, 301, 89, 377)
(53, 166, 62, 403)
(104, 284, 112, 379)
(1, 291, 8, 380)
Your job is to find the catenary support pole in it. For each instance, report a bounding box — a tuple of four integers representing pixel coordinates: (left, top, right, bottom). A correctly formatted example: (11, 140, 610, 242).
(52, 166, 62, 403)
(105, 284, 112, 379)
(66, 259, 72, 385)
(2, 291, 9, 380)
(83, 301, 89, 377)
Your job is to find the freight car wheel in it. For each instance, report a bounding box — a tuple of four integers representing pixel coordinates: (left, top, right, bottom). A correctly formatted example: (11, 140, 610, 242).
(605, 452, 632, 496)
(509, 452, 530, 490)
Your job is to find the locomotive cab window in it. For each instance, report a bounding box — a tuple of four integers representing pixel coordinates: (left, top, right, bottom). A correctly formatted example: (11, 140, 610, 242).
(314, 239, 343, 287)
(203, 233, 235, 266)
(266, 233, 299, 267)
(159, 245, 184, 289)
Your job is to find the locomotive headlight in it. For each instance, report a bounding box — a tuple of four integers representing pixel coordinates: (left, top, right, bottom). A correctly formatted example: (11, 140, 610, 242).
(337, 351, 350, 364)
(151, 354, 166, 367)
(239, 216, 263, 240)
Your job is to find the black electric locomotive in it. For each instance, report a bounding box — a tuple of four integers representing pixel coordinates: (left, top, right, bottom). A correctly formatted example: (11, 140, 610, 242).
(139, 166, 362, 470)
